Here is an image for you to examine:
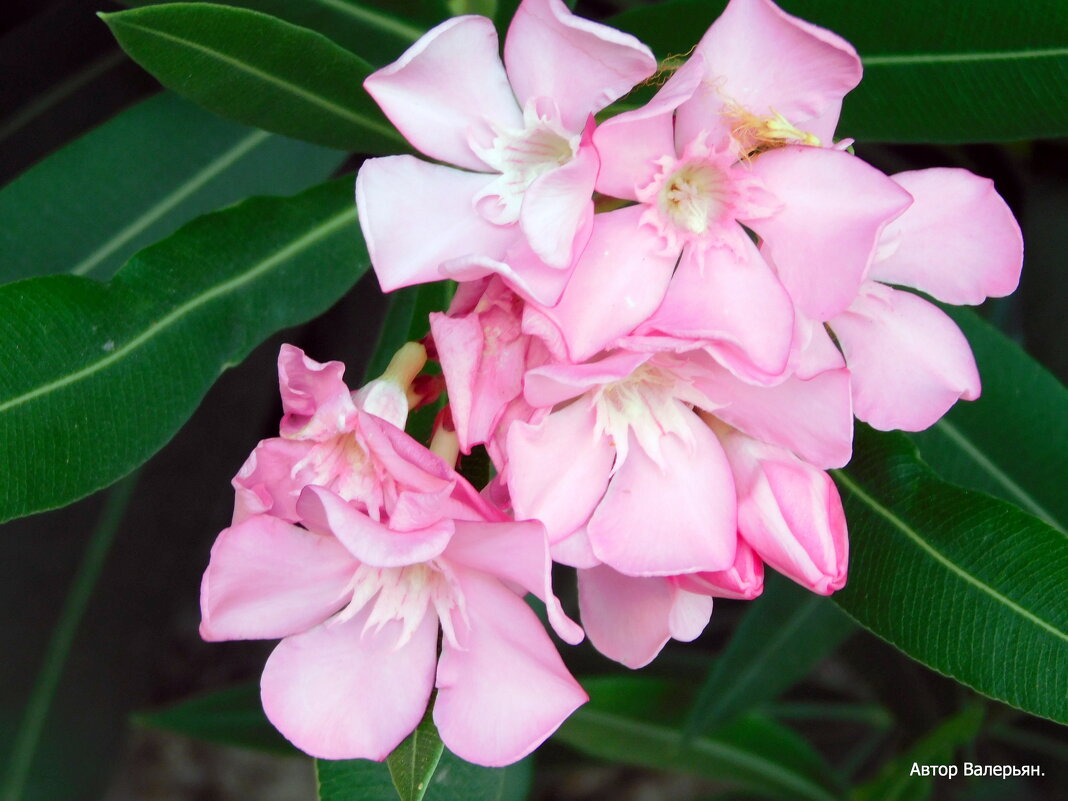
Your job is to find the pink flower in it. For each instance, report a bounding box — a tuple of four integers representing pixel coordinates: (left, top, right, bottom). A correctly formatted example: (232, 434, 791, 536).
(355, 0, 656, 305)
(827, 168, 1023, 431)
(202, 346, 586, 766)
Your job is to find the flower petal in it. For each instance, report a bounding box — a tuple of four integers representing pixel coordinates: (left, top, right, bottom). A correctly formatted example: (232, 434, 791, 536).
(356, 156, 520, 292)
(435, 568, 587, 766)
(870, 168, 1023, 305)
(200, 516, 355, 642)
(538, 205, 677, 361)
(364, 16, 521, 170)
(588, 414, 737, 576)
(520, 139, 598, 268)
(261, 606, 438, 760)
(297, 486, 453, 567)
(578, 565, 676, 668)
(747, 147, 913, 320)
(593, 54, 706, 199)
(831, 282, 980, 431)
(277, 344, 357, 440)
(507, 399, 614, 541)
(676, 539, 765, 600)
(504, 0, 656, 132)
(638, 237, 795, 381)
(445, 519, 584, 644)
(675, 0, 861, 152)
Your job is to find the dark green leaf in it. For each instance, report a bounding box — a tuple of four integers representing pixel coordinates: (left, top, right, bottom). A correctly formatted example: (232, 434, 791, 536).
(387, 706, 445, 801)
(686, 573, 855, 737)
(135, 684, 296, 756)
(318, 750, 531, 801)
(608, 0, 1068, 142)
(910, 307, 1068, 532)
(852, 703, 984, 801)
(101, 3, 405, 152)
(120, 0, 440, 66)
(0, 177, 366, 523)
(555, 677, 844, 801)
(832, 427, 1068, 724)
(0, 92, 345, 284)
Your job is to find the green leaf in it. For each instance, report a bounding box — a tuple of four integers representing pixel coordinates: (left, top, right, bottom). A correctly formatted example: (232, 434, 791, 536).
(0, 92, 346, 284)
(685, 573, 855, 737)
(135, 684, 296, 756)
(119, 0, 434, 65)
(318, 751, 531, 801)
(555, 677, 844, 801)
(387, 706, 445, 801)
(608, 0, 1068, 142)
(832, 426, 1068, 724)
(101, 3, 405, 152)
(0, 177, 366, 523)
(852, 703, 984, 801)
(910, 307, 1068, 533)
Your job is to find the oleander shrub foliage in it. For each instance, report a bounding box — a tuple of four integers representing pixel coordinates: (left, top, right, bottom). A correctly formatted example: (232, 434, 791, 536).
(1, 0, 1066, 799)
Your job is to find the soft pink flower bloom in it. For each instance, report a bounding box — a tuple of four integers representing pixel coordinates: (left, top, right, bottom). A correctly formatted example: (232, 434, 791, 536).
(356, 0, 656, 305)
(826, 168, 1023, 431)
(203, 346, 585, 766)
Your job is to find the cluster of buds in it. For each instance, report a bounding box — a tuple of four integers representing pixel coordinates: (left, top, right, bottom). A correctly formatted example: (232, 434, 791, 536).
(200, 0, 1022, 767)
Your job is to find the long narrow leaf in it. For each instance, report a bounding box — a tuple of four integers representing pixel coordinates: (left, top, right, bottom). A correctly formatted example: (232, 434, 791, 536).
(0, 177, 366, 523)
(832, 427, 1068, 724)
(0, 92, 345, 283)
(102, 3, 405, 152)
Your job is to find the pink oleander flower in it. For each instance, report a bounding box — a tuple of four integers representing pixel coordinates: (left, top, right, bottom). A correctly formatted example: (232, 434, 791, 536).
(201, 345, 586, 766)
(826, 168, 1024, 431)
(355, 0, 656, 306)
(534, 25, 909, 369)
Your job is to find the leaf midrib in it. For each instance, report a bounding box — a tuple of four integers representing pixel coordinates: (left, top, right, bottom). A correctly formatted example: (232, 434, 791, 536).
(568, 708, 838, 801)
(0, 206, 356, 415)
(863, 46, 1068, 67)
(316, 0, 423, 41)
(108, 15, 403, 144)
(833, 469, 1068, 644)
(931, 418, 1065, 533)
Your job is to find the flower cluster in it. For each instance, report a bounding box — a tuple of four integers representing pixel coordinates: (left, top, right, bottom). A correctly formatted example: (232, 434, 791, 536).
(201, 0, 1022, 767)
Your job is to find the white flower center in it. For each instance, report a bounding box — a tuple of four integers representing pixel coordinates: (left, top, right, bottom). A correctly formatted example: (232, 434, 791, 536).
(658, 162, 731, 235)
(339, 561, 467, 650)
(472, 100, 580, 226)
(593, 364, 702, 471)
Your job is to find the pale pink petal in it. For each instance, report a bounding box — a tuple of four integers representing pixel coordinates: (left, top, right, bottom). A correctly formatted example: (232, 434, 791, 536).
(520, 139, 598, 267)
(588, 414, 737, 576)
(593, 54, 706, 199)
(445, 520, 583, 644)
(261, 606, 438, 760)
(523, 349, 650, 408)
(724, 434, 848, 595)
(676, 540, 765, 600)
(831, 282, 980, 431)
(297, 486, 453, 567)
(277, 345, 356, 440)
(356, 156, 519, 292)
(638, 238, 795, 381)
(538, 206, 677, 361)
(551, 526, 601, 568)
(747, 147, 913, 320)
(692, 355, 853, 469)
(200, 516, 355, 642)
(435, 568, 587, 766)
(364, 16, 521, 170)
(675, 0, 860, 151)
(231, 437, 315, 524)
(507, 400, 614, 541)
(870, 168, 1023, 304)
(667, 589, 716, 641)
(578, 565, 675, 668)
(793, 314, 846, 379)
(504, 0, 656, 132)
(442, 251, 576, 308)
(352, 379, 409, 430)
